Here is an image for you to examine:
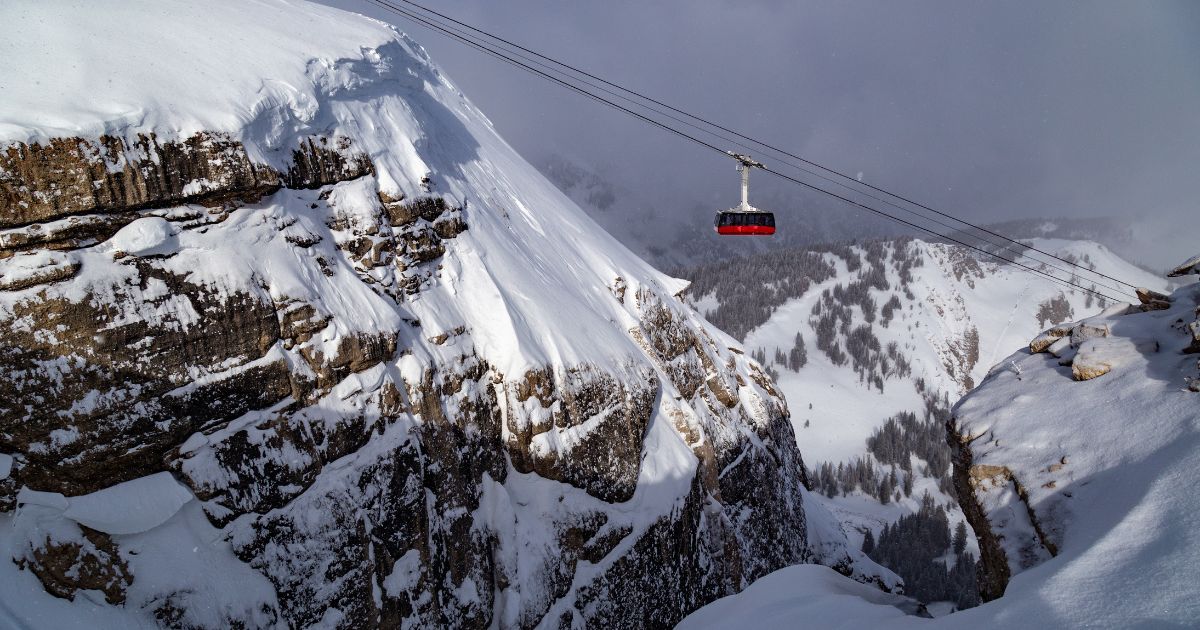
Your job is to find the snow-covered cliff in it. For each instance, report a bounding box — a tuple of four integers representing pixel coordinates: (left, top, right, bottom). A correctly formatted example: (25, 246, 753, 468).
(0, 1, 887, 626)
(949, 258, 1200, 620)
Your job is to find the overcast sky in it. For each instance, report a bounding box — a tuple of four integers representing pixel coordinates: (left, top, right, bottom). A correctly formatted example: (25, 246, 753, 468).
(324, 0, 1198, 268)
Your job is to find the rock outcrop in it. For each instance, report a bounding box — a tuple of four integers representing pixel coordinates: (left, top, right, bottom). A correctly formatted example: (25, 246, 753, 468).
(950, 269, 1200, 602)
(1167, 252, 1200, 277)
(1025, 319, 1134, 381)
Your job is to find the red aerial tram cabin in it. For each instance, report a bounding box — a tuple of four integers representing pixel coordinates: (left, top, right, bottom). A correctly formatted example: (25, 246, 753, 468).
(715, 211, 775, 235)
(715, 153, 775, 236)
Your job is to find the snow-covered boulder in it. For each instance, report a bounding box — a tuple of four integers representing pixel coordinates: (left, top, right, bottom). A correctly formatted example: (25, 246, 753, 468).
(1069, 338, 1118, 380)
(1068, 322, 1109, 347)
(106, 217, 180, 258)
(0, 0, 884, 626)
(1028, 324, 1072, 354)
(1134, 286, 1171, 310)
(1025, 318, 1162, 381)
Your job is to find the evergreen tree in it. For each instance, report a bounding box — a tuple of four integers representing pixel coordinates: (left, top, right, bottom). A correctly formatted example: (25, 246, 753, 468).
(789, 332, 808, 370)
(953, 521, 968, 556)
(861, 529, 876, 555)
(866, 492, 975, 607)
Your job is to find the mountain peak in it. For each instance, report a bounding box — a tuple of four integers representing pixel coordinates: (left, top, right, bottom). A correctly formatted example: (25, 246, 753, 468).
(0, 1, 886, 625)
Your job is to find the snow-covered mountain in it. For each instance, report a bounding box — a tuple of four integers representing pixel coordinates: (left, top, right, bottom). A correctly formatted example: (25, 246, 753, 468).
(679, 256, 1200, 628)
(0, 1, 888, 627)
(677, 236, 1169, 608)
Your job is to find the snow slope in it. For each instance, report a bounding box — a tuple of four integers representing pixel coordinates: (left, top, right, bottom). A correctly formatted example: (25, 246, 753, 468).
(676, 564, 924, 630)
(1, 0, 690, 376)
(0, 0, 890, 626)
(747, 239, 1165, 465)
(947, 273, 1200, 625)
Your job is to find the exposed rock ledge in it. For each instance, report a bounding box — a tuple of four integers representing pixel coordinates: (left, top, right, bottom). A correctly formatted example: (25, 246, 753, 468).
(0, 132, 372, 256)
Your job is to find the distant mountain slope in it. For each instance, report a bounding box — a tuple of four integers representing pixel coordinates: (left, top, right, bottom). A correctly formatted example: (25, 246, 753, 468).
(677, 236, 1167, 608)
(680, 258, 1200, 628)
(682, 236, 1165, 462)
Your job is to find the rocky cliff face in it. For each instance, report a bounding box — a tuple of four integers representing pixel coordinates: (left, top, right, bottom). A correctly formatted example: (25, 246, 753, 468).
(949, 267, 1200, 602)
(0, 131, 828, 627)
(0, 1, 886, 627)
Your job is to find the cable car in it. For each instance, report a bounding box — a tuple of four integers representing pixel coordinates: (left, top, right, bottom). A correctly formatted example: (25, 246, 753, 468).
(715, 211, 775, 235)
(715, 153, 774, 236)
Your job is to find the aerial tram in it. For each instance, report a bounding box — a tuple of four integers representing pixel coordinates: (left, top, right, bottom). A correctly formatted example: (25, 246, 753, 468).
(714, 152, 775, 236)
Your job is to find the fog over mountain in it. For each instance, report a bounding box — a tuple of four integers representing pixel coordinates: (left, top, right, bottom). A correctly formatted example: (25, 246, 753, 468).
(323, 0, 1198, 270)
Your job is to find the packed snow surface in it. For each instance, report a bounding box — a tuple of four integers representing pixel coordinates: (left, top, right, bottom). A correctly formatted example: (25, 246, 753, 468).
(676, 564, 918, 629)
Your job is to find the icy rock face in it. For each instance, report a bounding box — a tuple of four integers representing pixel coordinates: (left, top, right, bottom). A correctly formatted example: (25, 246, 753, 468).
(950, 274, 1200, 601)
(0, 1, 864, 626)
(0, 250, 81, 291)
(12, 503, 133, 605)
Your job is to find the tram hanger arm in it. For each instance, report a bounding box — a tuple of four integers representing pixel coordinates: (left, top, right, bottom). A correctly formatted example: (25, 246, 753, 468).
(727, 151, 764, 169)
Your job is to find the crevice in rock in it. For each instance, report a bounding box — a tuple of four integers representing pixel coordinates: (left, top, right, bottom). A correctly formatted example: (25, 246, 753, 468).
(948, 416, 1059, 603)
(947, 417, 1011, 602)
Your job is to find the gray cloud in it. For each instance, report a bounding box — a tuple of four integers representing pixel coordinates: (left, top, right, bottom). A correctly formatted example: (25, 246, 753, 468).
(323, 0, 1199, 269)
